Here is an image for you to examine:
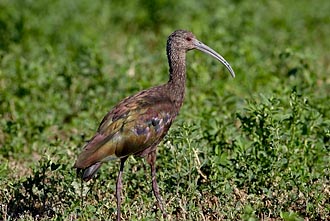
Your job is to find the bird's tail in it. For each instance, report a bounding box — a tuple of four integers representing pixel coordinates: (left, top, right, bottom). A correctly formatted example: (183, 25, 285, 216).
(81, 162, 103, 181)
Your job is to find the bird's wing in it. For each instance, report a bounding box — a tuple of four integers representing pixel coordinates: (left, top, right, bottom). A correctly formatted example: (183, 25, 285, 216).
(74, 91, 174, 169)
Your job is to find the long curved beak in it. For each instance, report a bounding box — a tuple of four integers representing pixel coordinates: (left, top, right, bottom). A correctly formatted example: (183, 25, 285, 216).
(193, 39, 235, 78)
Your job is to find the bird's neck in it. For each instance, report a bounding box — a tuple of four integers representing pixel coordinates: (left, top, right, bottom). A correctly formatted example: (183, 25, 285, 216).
(166, 49, 186, 110)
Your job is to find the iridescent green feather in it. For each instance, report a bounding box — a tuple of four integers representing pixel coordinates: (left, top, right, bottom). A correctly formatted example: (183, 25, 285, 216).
(74, 87, 175, 173)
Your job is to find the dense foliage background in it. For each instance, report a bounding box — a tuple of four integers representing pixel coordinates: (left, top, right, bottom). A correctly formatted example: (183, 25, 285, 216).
(0, 0, 329, 220)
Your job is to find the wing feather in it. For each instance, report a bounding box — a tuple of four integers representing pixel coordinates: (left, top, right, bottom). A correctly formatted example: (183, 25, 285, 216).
(74, 89, 175, 169)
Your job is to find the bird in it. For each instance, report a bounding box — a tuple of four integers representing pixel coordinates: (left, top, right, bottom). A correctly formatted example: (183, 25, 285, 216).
(74, 30, 235, 220)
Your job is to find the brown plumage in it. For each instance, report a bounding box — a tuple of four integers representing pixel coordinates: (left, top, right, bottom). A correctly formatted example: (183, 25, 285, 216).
(74, 30, 235, 220)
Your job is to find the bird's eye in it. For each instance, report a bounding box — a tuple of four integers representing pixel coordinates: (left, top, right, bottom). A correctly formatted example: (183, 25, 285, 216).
(186, 37, 192, 41)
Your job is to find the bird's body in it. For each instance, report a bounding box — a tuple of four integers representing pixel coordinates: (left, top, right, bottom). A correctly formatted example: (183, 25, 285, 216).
(75, 85, 178, 179)
(74, 30, 235, 220)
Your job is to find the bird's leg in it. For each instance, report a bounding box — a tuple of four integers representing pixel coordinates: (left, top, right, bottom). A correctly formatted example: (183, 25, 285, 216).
(147, 151, 167, 218)
(116, 157, 127, 221)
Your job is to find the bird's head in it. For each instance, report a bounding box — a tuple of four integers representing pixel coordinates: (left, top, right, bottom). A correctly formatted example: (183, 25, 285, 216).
(167, 30, 235, 78)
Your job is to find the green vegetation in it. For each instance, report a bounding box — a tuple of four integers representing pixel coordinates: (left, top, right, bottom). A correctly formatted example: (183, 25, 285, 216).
(0, 0, 329, 220)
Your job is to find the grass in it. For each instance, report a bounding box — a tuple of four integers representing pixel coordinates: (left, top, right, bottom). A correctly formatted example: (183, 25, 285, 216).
(0, 0, 329, 220)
